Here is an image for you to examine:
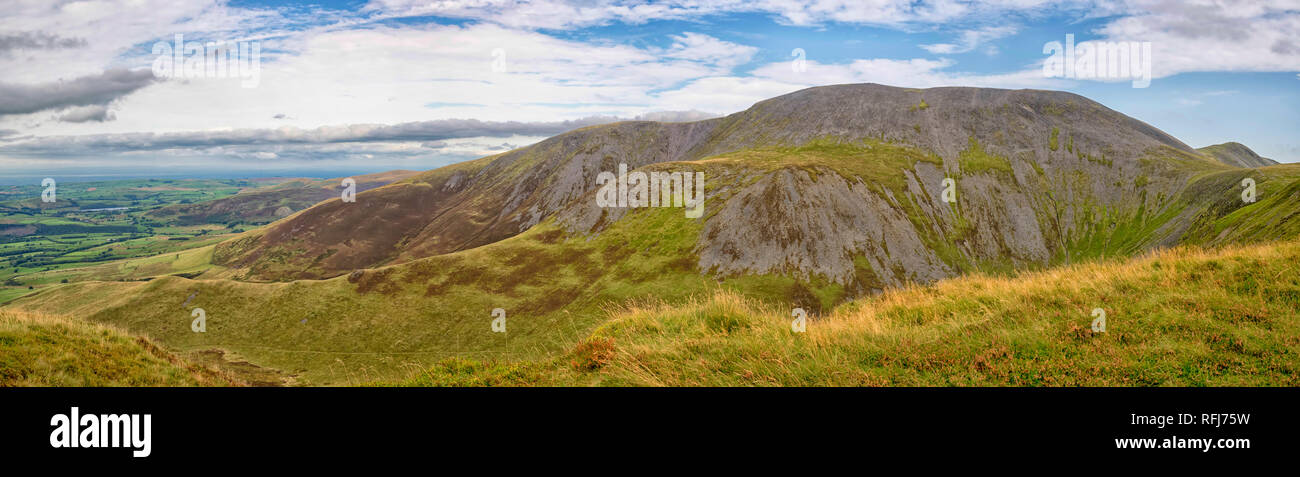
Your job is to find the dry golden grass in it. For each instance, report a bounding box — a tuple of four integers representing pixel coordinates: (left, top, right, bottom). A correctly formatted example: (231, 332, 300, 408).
(397, 240, 1300, 386)
(0, 310, 244, 387)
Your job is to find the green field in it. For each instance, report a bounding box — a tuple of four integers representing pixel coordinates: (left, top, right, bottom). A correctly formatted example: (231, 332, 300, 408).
(0, 178, 284, 303)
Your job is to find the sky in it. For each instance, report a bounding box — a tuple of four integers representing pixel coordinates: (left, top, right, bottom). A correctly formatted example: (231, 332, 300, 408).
(0, 0, 1297, 183)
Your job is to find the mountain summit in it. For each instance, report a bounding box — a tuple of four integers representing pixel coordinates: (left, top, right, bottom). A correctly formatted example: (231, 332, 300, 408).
(1197, 142, 1279, 168)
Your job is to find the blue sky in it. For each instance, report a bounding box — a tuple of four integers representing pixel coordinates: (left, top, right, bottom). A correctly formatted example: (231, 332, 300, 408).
(0, 0, 1297, 182)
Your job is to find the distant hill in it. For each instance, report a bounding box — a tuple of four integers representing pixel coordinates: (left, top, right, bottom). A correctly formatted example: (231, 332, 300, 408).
(145, 170, 419, 226)
(1198, 142, 1279, 168)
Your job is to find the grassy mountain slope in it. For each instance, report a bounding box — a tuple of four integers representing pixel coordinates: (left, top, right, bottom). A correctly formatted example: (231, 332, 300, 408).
(1197, 142, 1279, 168)
(10, 205, 844, 384)
(0, 309, 242, 386)
(390, 239, 1300, 386)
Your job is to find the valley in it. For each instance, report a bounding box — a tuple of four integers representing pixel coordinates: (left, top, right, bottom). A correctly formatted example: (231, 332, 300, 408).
(0, 171, 417, 305)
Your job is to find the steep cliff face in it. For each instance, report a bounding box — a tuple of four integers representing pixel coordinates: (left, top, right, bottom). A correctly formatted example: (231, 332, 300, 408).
(217, 83, 1245, 286)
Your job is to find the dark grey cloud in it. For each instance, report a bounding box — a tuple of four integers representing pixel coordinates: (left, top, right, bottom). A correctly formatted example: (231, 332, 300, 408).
(0, 68, 157, 116)
(0, 32, 87, 55)
(0, 116, 621, 155)
(57, 104, 116, 123)
(1272, 40, 1298, 55)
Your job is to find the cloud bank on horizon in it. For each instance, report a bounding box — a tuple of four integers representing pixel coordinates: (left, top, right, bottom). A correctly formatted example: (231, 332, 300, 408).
(0, 0, 1297, 178)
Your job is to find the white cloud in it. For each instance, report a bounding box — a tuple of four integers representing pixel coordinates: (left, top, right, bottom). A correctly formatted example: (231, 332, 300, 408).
(662, 32, 758, 69)
(653, 57, 1064, 114)
(1, 22, 759, 138)
(0, 0, 286, 83)
(2, 0, 1296, 169)
(0, 116, 620, 155)
(1092, 0, 1300, 78)
(920, 25, 1017, 55)
(635, 110, 719, 122)
(363, 0, 1043, 29)
(57, 104, 116, 123)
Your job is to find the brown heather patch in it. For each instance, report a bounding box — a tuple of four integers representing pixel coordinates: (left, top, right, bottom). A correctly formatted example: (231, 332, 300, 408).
(569, 337, 617, 371)
(219, 162, 493, 280)
(400, 255, 458, 285)
(424, 264, 488, 296)
(354, 268, 401, 296)
(601, 243, 636, 266)
(521, 286, 583, 315)
(664, 254, 697, 273)
(788, 281, 823, 316)
(533, 228, 565, 244)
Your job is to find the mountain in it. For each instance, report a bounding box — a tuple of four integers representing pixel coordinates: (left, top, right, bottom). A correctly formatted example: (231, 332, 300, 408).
(215, 84, 1294, 289)
(1197, 142, 1280, 168)
(145, 170, 419, 226)
(8, 83, 1300, 385)
(214, 84, 1214, 281)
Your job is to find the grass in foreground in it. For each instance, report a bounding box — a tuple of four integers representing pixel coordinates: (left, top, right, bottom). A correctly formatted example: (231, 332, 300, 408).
(389, 240, 1300, 386)
(0, 310, 242, 386)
